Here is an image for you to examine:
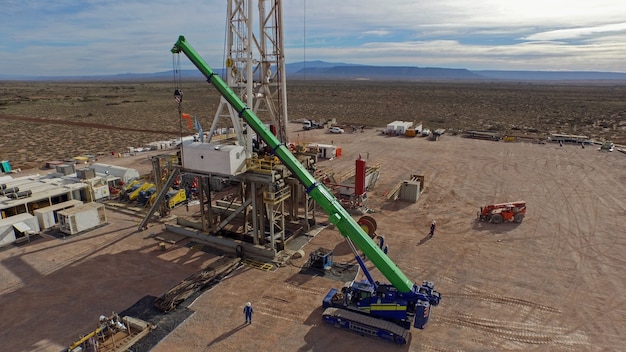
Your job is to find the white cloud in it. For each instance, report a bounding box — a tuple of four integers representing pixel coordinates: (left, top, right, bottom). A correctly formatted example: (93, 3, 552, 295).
(523, 22, 626, 41)
(1, 0, 626, 75)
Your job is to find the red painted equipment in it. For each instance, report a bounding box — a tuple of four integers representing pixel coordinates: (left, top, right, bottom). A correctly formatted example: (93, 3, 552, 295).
(478, 201, 526, 224)
(354, 155, 366, 196)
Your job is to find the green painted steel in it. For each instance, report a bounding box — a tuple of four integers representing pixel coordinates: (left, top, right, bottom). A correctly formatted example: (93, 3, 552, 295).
(172, 36, 414, 292)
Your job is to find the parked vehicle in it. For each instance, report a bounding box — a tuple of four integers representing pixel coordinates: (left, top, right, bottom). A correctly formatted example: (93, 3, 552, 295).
(599, 141, 614, 152)
(478, 201, 526, 224)
(329, 126, 344, 134)
(303, 119, 322, 130)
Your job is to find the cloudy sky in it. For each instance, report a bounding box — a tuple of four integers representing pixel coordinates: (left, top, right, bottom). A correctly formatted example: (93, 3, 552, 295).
(2, 0, 626, 76)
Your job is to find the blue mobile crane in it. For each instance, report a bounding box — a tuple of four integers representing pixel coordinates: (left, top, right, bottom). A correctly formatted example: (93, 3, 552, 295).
(171, 36, 441, 344)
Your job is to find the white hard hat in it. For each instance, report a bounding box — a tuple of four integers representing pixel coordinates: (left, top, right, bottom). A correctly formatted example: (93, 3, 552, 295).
(432, 220, 436, 224)
(246, 302, 251, 307)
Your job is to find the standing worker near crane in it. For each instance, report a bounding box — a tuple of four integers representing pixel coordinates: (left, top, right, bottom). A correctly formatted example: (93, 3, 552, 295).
(243, 302, 254, 324)
(429, 220, 437, 238)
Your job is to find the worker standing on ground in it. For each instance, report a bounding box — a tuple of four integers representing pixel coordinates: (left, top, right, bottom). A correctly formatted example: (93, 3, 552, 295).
(378, 235, 385, 250)
(429, 220, 437, 238)
(243, 302, 253, 324)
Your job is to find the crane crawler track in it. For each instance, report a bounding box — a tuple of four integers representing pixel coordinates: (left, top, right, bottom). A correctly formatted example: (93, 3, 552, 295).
(322, 307, 410, 344)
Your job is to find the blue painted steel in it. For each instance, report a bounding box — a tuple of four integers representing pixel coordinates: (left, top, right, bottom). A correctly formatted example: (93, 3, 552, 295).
(414, 300, 431, 329)
(322, 288, 338, 308)
(354, 254, 377, 287)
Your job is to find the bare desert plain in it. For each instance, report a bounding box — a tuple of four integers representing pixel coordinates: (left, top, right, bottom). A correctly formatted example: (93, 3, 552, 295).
(1, 80, 626, 169)
(0, 79, 625, 352)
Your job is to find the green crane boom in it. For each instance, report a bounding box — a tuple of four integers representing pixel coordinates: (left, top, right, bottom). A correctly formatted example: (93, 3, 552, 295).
(171, 35, 414, 292)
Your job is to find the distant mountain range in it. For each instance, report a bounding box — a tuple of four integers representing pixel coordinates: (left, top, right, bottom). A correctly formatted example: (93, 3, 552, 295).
(2, 61, 626, 81)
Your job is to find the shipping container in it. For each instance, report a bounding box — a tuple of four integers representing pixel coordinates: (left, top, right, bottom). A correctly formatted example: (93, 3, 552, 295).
(57, 202, 107, 235)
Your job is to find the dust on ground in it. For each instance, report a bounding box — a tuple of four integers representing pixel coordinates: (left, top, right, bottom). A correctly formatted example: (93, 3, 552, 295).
(0, 123, 624, 351)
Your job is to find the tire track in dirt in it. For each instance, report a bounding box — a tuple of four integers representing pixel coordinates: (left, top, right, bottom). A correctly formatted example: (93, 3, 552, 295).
(529, 150, 623, 347)
(416, 139, 490, 236)
(445, 292, 560, 313)
(436, 312, 588, 348)
(0, 114, 181, 136)
(440, 286, 592, 349)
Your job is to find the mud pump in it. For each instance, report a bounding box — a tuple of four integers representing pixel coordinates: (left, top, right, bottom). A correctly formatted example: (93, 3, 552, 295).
(171, 35, 441, 344)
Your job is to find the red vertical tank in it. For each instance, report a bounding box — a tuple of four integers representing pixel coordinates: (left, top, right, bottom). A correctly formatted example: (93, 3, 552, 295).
(355, 154, 366, 196)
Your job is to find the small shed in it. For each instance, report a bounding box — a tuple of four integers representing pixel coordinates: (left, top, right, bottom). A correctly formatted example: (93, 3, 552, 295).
(398, 180, 421, 203)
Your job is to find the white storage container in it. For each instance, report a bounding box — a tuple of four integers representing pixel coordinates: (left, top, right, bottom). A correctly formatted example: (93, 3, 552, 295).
(34, 200, 83, 230)
(58, 202, 107, 235)
(182, 142, 246, 176)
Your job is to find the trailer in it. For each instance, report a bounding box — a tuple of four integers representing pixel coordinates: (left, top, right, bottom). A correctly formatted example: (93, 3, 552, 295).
(385, 121, 413, 136)
(58, 202, 107, 235)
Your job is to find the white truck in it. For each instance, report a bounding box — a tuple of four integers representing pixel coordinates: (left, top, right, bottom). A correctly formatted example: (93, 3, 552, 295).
(303, 119, 322, 130)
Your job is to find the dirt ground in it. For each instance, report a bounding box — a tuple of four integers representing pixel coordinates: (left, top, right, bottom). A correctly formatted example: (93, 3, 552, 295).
(1, 122, 624, 351)
(1, 80, 625, 170)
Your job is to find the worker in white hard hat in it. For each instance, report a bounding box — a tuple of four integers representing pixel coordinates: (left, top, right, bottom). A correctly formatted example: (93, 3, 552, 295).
(243, 302, 254, 324)
(429, 220, 437, 238)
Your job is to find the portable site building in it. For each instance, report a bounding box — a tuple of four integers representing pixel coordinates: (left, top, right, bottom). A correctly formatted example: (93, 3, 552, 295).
(34, 199, 83, 230)
(398, 180, 421, 203)
(385, 121, 403, 135)
(0, 212, 40, 247)
(1, 175, 88, 219)
(394, 121, 414, 136)
(58, 202, 107, 235)
(89, 163, 140, 184)
(385, 121, 413, 135)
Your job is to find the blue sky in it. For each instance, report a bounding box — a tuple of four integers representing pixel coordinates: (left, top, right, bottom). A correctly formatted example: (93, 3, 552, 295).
(1, 0, 626, 76)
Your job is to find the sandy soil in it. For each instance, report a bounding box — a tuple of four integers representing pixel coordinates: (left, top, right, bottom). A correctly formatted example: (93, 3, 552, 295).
(2, 80, 625, 171)
(1, 123, 624, 351)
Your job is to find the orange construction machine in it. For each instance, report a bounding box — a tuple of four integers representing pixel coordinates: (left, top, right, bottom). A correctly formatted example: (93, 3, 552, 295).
(478, 201, 526, 224)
